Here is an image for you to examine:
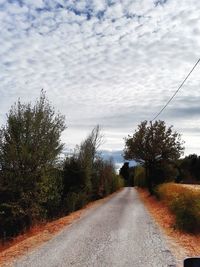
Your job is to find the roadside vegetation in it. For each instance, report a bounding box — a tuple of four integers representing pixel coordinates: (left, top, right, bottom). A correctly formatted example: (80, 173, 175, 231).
(156, 183, 200, 233)
(133, 163, 200, 233)
(123, 120, 200, 233)
(124, 120, 184, 194)
(0, 92, 124, 244)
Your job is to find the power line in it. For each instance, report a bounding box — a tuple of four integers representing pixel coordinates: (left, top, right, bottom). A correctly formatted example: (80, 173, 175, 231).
(151, 58, 200, 121)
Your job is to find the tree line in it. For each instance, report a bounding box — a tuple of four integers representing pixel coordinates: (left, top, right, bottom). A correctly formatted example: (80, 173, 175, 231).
(0, 92, 124, 242)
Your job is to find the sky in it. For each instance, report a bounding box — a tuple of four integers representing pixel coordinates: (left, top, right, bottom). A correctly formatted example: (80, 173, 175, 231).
(0, 0, 200, 167)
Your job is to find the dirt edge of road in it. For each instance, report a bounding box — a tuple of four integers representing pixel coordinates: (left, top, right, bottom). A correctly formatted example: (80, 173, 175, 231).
(0, 189, 122, 266)
(136, 187, 200, 267)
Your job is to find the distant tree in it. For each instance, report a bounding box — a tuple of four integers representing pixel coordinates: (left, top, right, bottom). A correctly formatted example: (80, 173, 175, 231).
(63, 125, 103, 199)
(119, 162, 130, 185)
(179, 154, 200, 183)
(63, 154, 86, 194)
(0, 91, 66, 236)
(62, 126, 124, 209)
(79, 125, 103, 165)
(128, 166, 135, 187)
(78, 125, 103, 193)
(124, 120, 184, 194)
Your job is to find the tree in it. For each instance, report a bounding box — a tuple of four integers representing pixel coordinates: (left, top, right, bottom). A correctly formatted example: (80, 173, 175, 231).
(119, 162, 130, 185)
(178, 154, 200, 183)
(0, 91, 66, 237)
(78, 125, 103, 165)
(78, 125, 103, 194)
(62, 125, 103, 206)
(62, 125, 124, 208)
(0, 91, 66, 174)
(124, 120, 184, 194)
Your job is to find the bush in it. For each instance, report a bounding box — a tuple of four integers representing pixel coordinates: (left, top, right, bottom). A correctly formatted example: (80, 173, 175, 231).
(91, 158, 124, 199)
(0, 203, 26, 239)
(64, 192, 78, 213)
(64, 192, 88, 213)
(111, 175, 124, 192)
(38, 170, 63, 218)
(156, 183, 200, 233)
(134, 166, 147, 188)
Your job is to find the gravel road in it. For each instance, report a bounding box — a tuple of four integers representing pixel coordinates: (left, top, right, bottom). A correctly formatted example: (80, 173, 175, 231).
(12, 187, 176, 267)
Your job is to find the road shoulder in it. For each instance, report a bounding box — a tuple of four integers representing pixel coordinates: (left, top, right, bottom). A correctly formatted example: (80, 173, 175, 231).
(136, 187, 200, 267)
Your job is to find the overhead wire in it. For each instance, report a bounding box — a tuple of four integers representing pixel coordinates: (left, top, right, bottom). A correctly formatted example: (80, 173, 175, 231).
(151, 57, 200, 121)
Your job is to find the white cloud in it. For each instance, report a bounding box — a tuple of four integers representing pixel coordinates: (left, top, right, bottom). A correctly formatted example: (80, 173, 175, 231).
(0, 0, 200, 158)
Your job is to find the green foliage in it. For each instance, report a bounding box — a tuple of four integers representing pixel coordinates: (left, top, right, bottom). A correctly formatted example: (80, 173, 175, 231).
(128, 167, 135, 187)
(64, 192, 88, 213)
(134, 166, 147, 188)
(178, 154, 200, 182)
(0, 91, 66, 173)
(0, 98, 124, 243)
(0, 91, 66, 238)
(170, 193, 200, 232)
(119, 162, 129, 182)
(156, 183, 200, 233)
(151, 160, 178, 186)
(111, 174, 124, 192)
(62, 156, 123, 213)
(0, 203, 26, 237)
(38, 169, 63, 218)
(62, 127, 124, 215)
(63, 156, 86, 193)
(124, 120, 184, 162)
(124, 120, 184, 193)
(64, 126, 120, 199)
(92, 158, 120, 198)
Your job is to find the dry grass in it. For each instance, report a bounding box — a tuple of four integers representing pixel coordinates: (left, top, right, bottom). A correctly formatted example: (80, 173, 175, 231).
(181, 184, 200, 191)
(0, 190, 122, 266)
(137, 187, 200, 266)
(157, 182, 200, 202)
(156, 183, 200, 232)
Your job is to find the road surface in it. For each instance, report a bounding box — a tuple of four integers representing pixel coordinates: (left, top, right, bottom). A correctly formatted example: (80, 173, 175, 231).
(12, 188, 176, 267)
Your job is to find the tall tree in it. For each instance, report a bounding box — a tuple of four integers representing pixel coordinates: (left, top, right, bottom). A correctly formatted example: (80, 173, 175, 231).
(0, 91, 66, 236)
(63, 125, 103, 197)
(124, 120, 184, 193)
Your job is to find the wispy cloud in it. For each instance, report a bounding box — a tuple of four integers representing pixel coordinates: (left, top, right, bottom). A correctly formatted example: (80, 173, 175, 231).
(0, 0, 200, 157)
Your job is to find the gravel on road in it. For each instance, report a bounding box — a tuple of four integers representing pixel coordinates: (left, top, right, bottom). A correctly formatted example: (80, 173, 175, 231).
(11, 187, 176, 267)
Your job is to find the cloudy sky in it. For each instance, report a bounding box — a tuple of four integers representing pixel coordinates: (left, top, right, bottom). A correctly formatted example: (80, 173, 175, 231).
(0, 0, 200, 165)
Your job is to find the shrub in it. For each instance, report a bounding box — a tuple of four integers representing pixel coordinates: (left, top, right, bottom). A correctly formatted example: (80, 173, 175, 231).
(134, 166, 147, 188)
(156, 183, 200, 233)
(170, 193, 200, 232)
(64, 192, 88, 213)
(38, 170, 63, 218)
(75, 192, 88, 210)
(0, 203, 26, 239)
(64, 192, 78, 213)
(111, 175, 124, 192)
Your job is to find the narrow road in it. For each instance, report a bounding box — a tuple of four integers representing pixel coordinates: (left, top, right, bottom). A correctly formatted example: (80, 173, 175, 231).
(12, 188, 176, 267)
